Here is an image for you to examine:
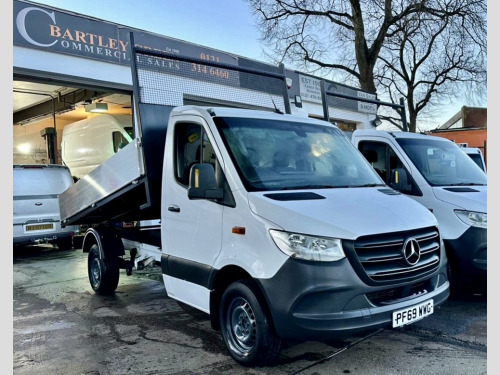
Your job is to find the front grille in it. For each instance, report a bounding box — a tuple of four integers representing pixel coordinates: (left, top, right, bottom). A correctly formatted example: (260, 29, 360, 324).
(352, 226, 441, 283)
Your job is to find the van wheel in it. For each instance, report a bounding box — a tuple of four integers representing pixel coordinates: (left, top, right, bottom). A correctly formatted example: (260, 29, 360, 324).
(219, 279, 281, 366)
(88, 245, 119, 295)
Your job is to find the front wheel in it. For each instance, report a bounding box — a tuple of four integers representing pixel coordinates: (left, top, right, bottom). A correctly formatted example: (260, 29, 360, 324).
(88, 245, 119, 295)
(219, 279, 281, 366)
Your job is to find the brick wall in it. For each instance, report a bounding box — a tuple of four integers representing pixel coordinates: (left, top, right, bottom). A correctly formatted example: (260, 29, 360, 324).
(428, 129, 487, 167)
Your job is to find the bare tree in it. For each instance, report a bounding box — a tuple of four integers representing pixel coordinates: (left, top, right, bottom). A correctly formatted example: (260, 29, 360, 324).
(248, 0, 487, 131)
(376, 1, 487, 132)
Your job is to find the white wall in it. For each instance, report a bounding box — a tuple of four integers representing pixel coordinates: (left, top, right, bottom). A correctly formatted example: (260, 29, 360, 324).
(300, 101, 376, 130)
(14, 46, 132, 89)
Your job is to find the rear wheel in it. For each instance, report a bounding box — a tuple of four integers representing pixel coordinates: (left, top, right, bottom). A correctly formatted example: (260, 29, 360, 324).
(219, 279, 281, 366)
(88, 245, 119, 295)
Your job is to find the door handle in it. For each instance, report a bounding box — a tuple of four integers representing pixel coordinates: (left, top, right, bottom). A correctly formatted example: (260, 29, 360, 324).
(168, 206, 180, 213)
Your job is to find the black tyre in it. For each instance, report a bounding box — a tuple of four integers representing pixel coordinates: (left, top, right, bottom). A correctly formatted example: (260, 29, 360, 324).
(219, 279, 281, 366)
(446, 250, 471, 298)
(88, 245, 119, 295)
(447, 253, 461, 297)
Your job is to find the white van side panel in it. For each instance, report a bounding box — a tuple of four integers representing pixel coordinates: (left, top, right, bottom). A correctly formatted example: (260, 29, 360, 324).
(62, 114, 133, 179)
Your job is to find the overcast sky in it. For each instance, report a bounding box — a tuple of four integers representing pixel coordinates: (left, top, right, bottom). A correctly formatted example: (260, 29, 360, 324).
(15, 0, 492, 131)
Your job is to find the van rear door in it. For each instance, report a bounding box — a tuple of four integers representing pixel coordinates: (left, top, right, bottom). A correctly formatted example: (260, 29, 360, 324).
(13, 165, 74, 235)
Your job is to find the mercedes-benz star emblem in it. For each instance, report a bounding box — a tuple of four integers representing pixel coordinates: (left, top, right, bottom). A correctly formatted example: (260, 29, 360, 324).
(402, 238, 420, 266)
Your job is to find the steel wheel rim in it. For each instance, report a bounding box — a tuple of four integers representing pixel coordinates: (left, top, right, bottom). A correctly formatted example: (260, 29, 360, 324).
(226, 297, 256, 355)
(90, 256, 102, 287)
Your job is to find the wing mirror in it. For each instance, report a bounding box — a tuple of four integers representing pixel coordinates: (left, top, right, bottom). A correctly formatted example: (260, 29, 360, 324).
(390, 168, 411, 192)
(187, 163, 224, 200)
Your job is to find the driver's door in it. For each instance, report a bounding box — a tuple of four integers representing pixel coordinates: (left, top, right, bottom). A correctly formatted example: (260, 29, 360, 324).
(162, 119, 223, 311)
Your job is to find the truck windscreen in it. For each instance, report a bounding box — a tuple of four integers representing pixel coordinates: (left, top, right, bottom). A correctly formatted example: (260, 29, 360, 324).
(215, 117, 384, 192)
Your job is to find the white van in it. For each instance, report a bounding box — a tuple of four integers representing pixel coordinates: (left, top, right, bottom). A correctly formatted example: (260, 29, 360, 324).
(61, 114, 133, 179)
(352, 130, 487, 293)
(461, 146, 486, 173)
(13, 164, 79, 249)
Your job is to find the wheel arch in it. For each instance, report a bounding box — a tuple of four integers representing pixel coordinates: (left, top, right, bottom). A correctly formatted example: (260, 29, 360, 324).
(82, 227, 125, 258)
(208, 265, 274, 332)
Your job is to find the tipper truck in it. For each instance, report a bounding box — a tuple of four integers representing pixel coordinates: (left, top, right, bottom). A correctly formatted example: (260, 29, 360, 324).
(59, 39, 449, 366)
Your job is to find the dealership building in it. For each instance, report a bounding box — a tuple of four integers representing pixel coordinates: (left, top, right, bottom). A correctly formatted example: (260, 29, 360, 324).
(13, 0, 378, 165)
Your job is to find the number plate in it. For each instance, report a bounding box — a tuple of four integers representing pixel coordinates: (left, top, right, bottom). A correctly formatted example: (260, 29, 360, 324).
(392, 299, 434, 328)
(25, 223, 54, 232)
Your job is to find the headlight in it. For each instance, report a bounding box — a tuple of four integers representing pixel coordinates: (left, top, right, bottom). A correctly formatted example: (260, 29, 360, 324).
(269, 230, 345, 262)
(454, 210, 487, 229)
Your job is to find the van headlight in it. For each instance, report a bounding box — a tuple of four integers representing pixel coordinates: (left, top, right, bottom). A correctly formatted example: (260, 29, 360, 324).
(454, 210, 487, 229)
(269, 230, 345, 262)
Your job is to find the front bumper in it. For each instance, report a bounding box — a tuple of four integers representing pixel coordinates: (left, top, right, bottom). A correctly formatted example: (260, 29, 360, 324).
(257, 257, 449, 341)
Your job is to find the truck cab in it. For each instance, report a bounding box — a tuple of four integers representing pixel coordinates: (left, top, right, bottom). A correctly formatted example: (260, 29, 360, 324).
(352, 130, 487, 293)
(157, 107, 450, 364)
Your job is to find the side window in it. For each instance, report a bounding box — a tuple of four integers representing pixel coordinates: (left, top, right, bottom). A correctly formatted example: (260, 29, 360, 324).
(359, 141, 422, 196)
(359, 141, 387, 182)
(173, 122, 235, 207)
(387, 147, 422, 196)
(174, 122, 218, 187)
(174, 123, 201, 186)
(112, 131, 129, 153)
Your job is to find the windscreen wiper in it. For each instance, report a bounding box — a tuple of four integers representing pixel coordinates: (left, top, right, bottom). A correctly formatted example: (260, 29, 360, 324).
(354, 183, 386, 188)
(447, 182, 486, 186)
(280, 184, 337, 190)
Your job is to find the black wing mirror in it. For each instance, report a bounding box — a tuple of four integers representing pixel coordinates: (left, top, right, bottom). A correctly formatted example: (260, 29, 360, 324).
(390, 168, 411, 192)
(187, 163, 224, 200)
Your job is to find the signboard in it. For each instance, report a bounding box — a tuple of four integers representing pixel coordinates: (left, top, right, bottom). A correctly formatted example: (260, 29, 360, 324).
(298, 74, 377, 114)
(357, 91, 378, 114)
(14, 1, 130, 64)
(13, 0, 239, 83)
(298, 75, 322, 103)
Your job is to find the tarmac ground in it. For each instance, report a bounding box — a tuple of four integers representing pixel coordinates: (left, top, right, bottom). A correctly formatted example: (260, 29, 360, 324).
(12, 245, 488, 374)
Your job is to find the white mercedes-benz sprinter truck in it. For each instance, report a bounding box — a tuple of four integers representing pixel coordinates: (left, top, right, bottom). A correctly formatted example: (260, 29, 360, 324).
(59, 43, 450, 367)
(61, 107, 450, 366)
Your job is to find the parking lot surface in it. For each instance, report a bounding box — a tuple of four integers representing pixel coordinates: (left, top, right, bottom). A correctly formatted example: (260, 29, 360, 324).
(13, 246, 488, 374)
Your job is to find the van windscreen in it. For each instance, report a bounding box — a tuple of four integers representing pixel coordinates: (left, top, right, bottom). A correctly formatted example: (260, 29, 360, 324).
(13, 168, 73, 196)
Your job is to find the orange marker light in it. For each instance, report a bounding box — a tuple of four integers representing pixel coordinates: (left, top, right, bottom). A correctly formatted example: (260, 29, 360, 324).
(232, 226, 246, 235)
